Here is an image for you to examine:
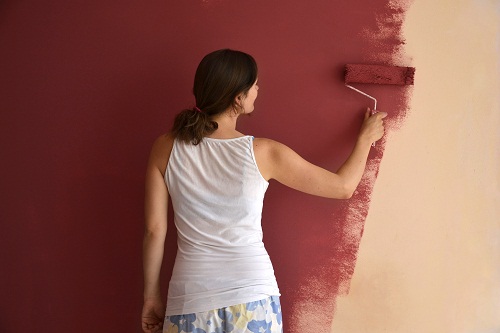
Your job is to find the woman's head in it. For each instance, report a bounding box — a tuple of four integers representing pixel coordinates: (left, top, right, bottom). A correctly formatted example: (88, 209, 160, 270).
(194, 49, 258, 114)
(172, 49, 258, 145)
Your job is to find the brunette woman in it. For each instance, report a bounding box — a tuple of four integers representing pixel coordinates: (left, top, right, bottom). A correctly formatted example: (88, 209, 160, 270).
(142, 49, 386, 333)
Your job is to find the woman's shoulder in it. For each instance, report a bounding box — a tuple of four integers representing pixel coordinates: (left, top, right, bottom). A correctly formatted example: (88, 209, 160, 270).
(151, 133, 175, 153)
(149, 133, 175, 174)
(252, 137, 292, 165)
(252, 137, 292, 181)
(253, 137, 277, 146)
(253, 137, 289, 156)
(153, 132, 175, 146)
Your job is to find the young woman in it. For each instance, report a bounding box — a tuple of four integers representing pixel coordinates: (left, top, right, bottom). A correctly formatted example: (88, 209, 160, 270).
(142, 49, 386, 333)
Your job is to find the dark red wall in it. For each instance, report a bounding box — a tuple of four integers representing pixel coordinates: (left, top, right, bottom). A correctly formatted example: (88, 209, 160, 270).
(0, 1, 410, 332)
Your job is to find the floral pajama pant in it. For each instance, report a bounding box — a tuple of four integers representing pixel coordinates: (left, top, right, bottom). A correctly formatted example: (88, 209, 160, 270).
(163, 296, 283, 333)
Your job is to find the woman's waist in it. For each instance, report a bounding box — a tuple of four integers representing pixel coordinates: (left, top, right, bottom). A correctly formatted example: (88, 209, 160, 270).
(176, 237, 268, 256)
(171, 248, 274, 277)
(169, 261, 278, 291)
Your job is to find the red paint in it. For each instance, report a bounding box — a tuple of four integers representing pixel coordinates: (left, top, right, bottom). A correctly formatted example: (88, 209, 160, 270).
(345, 64, 415, 85)
(0, 0, 413, 332)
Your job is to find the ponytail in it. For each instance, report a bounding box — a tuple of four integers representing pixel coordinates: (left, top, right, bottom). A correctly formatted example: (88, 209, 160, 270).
(171, 107, 218, 145)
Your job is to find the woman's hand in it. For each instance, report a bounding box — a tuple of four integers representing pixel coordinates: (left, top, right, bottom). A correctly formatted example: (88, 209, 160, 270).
(142, 298, 165, 333)
(358, 107, 388, 145)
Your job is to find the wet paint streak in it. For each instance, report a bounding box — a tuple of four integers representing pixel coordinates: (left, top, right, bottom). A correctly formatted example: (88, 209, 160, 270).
(289, 145, 385, 333)
(289, 158, 382, 333)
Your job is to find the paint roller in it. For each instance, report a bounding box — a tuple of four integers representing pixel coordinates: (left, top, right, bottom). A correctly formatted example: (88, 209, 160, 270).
(344, 64, 415, 145)
(345, 64, 415, 109)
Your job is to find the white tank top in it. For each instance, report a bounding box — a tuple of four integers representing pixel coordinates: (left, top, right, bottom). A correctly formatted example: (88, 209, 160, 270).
(164, 135, 280, 315)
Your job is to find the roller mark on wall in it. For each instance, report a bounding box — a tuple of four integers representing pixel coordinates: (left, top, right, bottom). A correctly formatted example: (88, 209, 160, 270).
(362, 0, 415, 131)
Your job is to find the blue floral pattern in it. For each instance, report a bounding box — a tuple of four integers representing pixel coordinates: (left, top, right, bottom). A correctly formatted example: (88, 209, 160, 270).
(269, 297, 282, 325)
(247, 320, 271, 333)
(164, 296, 282, 333)
(168, 313, 197, 332)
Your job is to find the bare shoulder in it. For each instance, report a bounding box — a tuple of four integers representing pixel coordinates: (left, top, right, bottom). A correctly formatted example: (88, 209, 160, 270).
(253, 137, 272, 152)
(253, 137, 286, 154)
(253, 137, 296, 160)
(252, 137, 291, 181)
(152, 133, 174, 150)
(253, 137, 279, 161)
(149, 133, 175, 176)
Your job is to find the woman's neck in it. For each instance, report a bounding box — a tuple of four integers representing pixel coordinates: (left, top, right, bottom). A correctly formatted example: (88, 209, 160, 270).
(208, 110, 243, 139)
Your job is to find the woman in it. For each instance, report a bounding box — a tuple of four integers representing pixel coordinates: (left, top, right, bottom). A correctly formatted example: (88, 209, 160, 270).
(142, 49, 386, 333)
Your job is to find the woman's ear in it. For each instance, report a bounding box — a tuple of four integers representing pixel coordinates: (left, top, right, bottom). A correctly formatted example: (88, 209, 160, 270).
(234, 93, 244, 108)
(232, 94, 245, 115)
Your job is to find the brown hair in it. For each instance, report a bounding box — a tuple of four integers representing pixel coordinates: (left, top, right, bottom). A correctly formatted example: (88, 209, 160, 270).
(171, 49, 258, 145)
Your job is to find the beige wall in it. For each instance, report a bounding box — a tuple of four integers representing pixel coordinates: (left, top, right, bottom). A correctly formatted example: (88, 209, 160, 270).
(331, 0, 500, 332)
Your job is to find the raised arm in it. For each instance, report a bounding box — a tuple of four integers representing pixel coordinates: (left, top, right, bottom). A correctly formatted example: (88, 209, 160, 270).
(142, 134, 173, 333)
(253, 108, 387, 199)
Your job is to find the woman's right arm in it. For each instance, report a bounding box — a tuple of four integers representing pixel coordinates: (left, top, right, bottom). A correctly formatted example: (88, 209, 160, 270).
(254, 108, 387, 199)
(142, 134, 173, 333)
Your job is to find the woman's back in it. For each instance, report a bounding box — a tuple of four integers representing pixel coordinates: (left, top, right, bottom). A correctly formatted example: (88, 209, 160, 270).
(165, 135, 280, 316)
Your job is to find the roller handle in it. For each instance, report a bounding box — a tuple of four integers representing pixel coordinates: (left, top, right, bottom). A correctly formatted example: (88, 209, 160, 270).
(370, 108, 377, 147)
(345, 84, 378, 147)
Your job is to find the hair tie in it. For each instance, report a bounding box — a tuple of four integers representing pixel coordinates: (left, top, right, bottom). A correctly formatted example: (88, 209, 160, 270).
(194, 106, 203, 113)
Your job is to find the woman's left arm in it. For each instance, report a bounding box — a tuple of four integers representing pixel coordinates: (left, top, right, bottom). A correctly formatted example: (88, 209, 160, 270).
(142, 134, 173, 333)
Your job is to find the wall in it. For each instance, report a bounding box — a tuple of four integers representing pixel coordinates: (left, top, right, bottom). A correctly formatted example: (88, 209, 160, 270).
(1, 1, 498, 332)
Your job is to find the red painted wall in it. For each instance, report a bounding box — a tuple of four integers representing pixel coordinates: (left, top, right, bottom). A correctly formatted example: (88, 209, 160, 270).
(0, 1, 410, 331)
